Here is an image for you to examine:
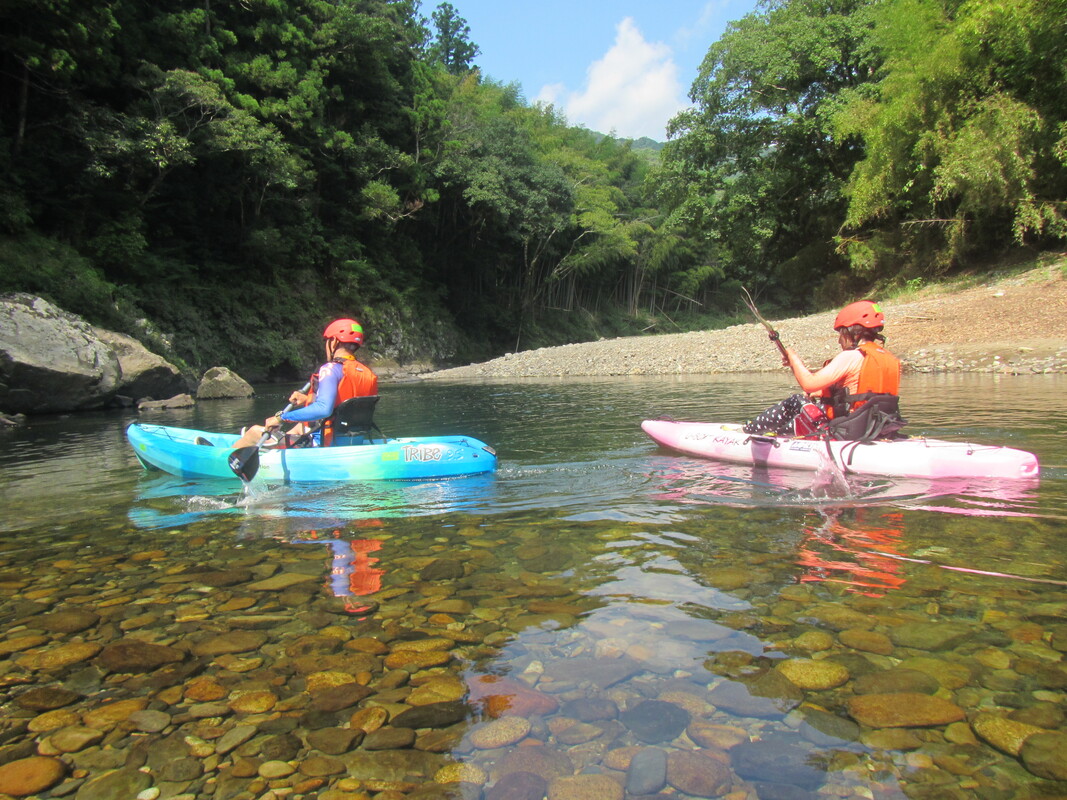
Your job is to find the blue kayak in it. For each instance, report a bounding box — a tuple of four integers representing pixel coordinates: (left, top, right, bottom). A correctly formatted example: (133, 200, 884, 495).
(126, 422, 497, 482)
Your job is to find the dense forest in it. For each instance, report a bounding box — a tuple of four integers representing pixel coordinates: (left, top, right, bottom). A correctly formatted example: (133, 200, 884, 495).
(2, 0, 1065, 377)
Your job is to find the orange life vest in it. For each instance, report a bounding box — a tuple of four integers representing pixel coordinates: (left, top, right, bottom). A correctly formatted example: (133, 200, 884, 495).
(826, 341, 900, 419)
(308, 356, 378, 445)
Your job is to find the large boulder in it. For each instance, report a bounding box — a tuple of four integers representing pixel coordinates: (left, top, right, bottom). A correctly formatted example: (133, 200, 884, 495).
(196, 366, 254, 400)
(0, 294, 186, 414)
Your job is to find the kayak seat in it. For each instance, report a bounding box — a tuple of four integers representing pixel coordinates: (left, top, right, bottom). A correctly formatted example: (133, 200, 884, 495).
(825, 394, 907, 441)
(331, 395, 385, 444)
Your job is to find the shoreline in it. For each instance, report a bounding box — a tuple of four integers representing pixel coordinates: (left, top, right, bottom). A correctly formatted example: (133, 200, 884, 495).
(417, 267, 1067, 381)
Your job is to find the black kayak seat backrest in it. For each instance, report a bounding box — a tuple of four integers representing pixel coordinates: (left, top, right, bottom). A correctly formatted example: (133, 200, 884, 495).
(825, 394, 907, 441)
(331, 395, 384, 443)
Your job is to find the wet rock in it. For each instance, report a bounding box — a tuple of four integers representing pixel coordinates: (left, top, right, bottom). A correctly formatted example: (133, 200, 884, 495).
(852, 668, 940, 695)
(83, 698, 148, 730)
(14, 686, 80, 711)
(897, 656, 971, 689)
(343, 750, 443, 782)
(541, 656, 640, 689)
(1020, 732, 1067, 780)
(73, 767, 151, 800)
(392, 701, 470, 729)
(307, 728, 361, 755)
(48, 726, 105, 753)
(496, 746, 574, 781)
(686, 721, 749, 749)
(971, 712, 1047, 756)
(486, 771, 547, 800)
(300, 755, 347, 776)
(190, 630, 268, 656)
(797, 708, 860, 744)
(363, 727, 417, 750)
(467, 676, 559, 718)
(889, 622, 972, 651)
(708, 680, 791, 719)
(730, 737, 825, 791)
(128, 709, 171, 733)
(137, 393, 194, 409)
(625, 747, 667, 795)
(469, 717, 531, 749)
(666, 750, 732, 797)
(309, 682, 374, 712)
(161, 756, 202, 782)
(216, 725, 257, 755)
(846, 693, 965, 728)
(620, 700, 690, 744)
(861, 729, 923, 751)
(838, 628, 894, 655)
(259, 732, 302, 761)
(420, 560, 466, 581)
(95, 640, 184, 673)
(17, 642, 101, 672)
(0, 756, 66, 796)
(775, 659, 849, 690)
(548, 774, 622, 800)
(34, 610, 100, 635)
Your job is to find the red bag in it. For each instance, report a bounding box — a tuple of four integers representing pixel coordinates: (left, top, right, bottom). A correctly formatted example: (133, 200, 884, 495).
(793, 402, 827, 438)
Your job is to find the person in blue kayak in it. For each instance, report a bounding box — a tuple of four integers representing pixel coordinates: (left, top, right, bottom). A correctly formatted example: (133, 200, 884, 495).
(232, 318, 378, 449)
(743, 300, 901, 437)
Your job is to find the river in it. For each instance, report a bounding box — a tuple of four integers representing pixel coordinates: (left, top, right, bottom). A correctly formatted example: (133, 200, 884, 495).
(1, 373, 1065, 798)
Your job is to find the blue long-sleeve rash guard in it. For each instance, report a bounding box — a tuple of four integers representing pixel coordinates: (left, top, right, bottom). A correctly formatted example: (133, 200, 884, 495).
(280, 362, 341, 423)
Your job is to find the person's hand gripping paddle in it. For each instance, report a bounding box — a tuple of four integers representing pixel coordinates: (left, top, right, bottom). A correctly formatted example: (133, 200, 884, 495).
(741, 286, 788, 363)
(228, 381, 312, 482)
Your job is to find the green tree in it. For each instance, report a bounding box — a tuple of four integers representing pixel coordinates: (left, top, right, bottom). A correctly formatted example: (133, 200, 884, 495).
(427, 2, 480, 75)
(833, 0, 1067, 276)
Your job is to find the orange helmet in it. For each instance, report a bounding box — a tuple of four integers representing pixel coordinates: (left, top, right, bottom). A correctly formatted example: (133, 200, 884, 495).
(323, 318, 364, 345)
(834, 301, 884, 330)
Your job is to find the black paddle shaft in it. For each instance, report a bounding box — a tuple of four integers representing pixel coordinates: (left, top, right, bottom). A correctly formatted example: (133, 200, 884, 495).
(227, 380, 312, 481)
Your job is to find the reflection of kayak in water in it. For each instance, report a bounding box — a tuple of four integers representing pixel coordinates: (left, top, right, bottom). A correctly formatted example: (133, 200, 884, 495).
(127, 471, 499, 531)
(642, 419, 1039, 480)
(126, 422, 497, 482)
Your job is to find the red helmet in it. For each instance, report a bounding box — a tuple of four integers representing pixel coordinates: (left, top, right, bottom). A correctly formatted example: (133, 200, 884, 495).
(834, 301, 884, 330)
(323, 318, 365, 345)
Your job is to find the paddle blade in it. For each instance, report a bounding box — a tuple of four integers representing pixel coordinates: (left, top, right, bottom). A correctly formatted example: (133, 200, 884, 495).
(228, 446, 260, 482)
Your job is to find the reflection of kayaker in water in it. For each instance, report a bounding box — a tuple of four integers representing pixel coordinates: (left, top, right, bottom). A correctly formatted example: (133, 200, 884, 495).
(293, 527, 385, 615)
(743, 300, 903, 439)
(796, 508, 907, 596)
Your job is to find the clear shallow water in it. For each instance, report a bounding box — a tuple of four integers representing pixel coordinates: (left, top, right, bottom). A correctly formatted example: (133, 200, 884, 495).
(1, 373, 1066, 798)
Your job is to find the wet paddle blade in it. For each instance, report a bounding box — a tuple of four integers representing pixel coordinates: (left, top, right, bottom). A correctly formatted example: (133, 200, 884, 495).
(228, 446, 260, 482)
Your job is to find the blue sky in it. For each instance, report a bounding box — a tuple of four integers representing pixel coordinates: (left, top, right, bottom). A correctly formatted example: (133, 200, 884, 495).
(444, 0, 760, 141)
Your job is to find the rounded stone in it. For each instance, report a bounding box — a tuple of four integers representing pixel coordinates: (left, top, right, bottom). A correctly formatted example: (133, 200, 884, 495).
(846, 693, 965, 728)
(665, 750, 732, 797)
(971, 713, 1048, 756)
(620, 700, 690, 744)
(548, 773, 623, 800)
(259, 760, 297, 779)
(435, 763, 488, 785)
(1020, 732, 1067, 780)
(776, 658, 849, 690)
(0, 756, 66, 797)
(469, 716, 531, 749)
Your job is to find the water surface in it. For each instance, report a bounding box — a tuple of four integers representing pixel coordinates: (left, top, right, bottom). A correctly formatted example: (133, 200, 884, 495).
(1, 373, 1065, 798)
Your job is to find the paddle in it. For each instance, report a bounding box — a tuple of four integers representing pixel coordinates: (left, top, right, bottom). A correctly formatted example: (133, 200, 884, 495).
(227, 381, 312, 482)
(741, 286, 788, 360)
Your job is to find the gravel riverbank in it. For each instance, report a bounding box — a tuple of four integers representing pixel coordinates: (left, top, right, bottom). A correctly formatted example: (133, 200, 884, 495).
(420, 266, 1067, 380)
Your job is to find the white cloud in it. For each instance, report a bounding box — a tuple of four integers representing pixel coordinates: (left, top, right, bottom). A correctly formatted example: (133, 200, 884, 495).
(534, 18, 689, 141)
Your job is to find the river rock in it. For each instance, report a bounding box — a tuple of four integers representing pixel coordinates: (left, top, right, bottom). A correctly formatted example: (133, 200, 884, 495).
(196, 366, 254, 399)
(730, 737, 825, 791)
(852, 668, 940, 695)
(625, 747, 667, 795)
(496, 746, 574, 781)
(467, 675, 559, 718)
(620, 700, 690, 743)
(15, 686, 80, 711)
(1020, 732, 1067, 780)
(137, 393, 194, 410)
(0, 294, 185, 413)
(665, 750, 732, 797)
(33, 609, 100, 633)
(560, 698, 618, 722)
(95, 640, 185, 673)
(0, 756, 66, 796)
(971, 712, 1048, 756)
(846, 693, 965, 728)
(776, 658, 849, 690)
(362, 727, 417, 750)
(93, 327, 187, 403)
(393, 701, 469, 729)
(469, 716, 531, 749)
(17, 642, 101, 672)
(487, 771, 547, 800)
(548, 774, 622, 800)
(889, 622, 972, 651)
(838, 628, 894, 655)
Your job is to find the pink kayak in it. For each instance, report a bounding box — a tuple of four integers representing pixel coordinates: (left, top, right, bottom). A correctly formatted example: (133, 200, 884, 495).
(641, 419, 1040, 480)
